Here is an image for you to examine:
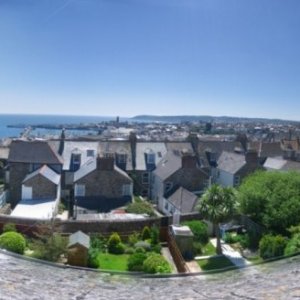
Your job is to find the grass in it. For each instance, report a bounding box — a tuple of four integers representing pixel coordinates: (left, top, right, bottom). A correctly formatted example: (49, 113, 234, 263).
(201, 242, 216, 256)
(197, 255, 236, 271)
(246, 255, 263, 264)
(98, 253, 130, 271)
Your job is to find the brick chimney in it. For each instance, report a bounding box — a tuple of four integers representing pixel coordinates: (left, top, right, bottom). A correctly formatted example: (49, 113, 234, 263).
(129, 132, 137, 170)
(245, 150, 258, 164)
(181, 154, 197, 168)
(97, 154, 114, 170)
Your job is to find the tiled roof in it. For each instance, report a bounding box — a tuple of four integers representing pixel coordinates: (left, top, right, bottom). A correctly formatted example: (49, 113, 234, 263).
(68, 231, 90, 249)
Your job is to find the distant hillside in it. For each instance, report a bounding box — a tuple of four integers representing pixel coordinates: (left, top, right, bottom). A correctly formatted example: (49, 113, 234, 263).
(131, 115, 299, 124)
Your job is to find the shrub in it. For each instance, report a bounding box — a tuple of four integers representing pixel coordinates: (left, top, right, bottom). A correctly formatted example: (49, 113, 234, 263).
(126, 201, 155, 217)
(192, 242, 202, 256)
(87, 248, 100, 268)
(90, 233, 106, 252)
(128, 232, 140, 247)
(259, 234, 287, 260)
(237, 234, 250, 249)
(141, 226, 151, 241)
(107, 233, 122, 254)
(134, 241, 151, 251)
(28, 233, 67, 262)
(135, 247, 146, 254)
(182, 220, 209, 245)
(125, 247, 135, 255)
(284, 233, 300, 256)
(223, 232, 237, 244)
(2, 223, 17, 233)
(127, 252, 147, 271)
(113, 243, 126, 254)
(0, 231, 26, 254)
(143, 253, 171, 274)
(151, 244, 162, 254)
(150, 226, 160, 245)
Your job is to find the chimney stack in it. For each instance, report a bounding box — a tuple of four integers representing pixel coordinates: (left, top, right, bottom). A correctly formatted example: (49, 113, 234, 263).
(245, 150, 258, 164)
(181, 154, 197, 168)
(97, 154, 114, 171)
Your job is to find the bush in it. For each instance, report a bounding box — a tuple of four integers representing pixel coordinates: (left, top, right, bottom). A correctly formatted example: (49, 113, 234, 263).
(134, 241, 151, 251)
(150, 226, 160, 245)
(284, 233, 300, 256)
(126, 201, 155, 217)
(87, 248, 100, 268)
(127, 252, 147, 271)
(2, 223, 17, 233)
(135, 247, 146, 254)
(125, 247, 135, 255)
(0, 231, 26, 254)
(223, 232, 238, 244)
(259, 234, 287, 260)
(128, 232, 140, 247)
(107, 233, 122, 254)
(90, 233, 106, 252)
(151, 244, 162, 254)
(192, 242, 202, 256)
(28, 233, 67, 262)
(182, 221, 209, 245)
(141, 226, 151, 241)
(143, 253, 171, 274)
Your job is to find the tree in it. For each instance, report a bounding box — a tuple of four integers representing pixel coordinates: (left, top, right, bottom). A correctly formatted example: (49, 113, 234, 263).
(198, 184, 236, 255)
(238, 171, 300, 234)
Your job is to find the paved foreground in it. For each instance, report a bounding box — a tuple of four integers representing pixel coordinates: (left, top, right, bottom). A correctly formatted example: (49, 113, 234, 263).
(1, 251, 300, 299)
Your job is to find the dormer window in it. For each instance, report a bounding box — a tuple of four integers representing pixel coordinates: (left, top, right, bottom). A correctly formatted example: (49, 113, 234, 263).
(87, 149, 95, 157)
(147, 153, 155, 164)
(71, 153, 81, 171)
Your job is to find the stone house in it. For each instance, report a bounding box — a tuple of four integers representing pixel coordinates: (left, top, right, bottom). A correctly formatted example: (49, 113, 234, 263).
(7, 140, 63, 208)
(152, 150, 209, 213)
(73, 155, 133, 215)
(214, 150, 261, 187)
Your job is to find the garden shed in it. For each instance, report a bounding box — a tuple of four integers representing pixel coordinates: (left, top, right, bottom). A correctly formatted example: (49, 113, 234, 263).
(67, 231, 90, 267)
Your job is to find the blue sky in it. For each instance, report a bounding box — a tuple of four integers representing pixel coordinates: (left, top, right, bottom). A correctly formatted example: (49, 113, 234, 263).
(0, 0, 300, 119)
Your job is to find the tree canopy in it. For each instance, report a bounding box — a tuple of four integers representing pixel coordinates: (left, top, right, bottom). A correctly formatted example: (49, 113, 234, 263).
(238, 171, 300, 234)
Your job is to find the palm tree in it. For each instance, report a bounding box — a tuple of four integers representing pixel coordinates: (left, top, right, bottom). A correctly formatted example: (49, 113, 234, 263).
(198, 184, 236, 255)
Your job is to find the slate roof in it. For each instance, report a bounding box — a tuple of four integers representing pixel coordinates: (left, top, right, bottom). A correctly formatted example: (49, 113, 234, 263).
(8, 140, 63, 164)
(217, 151, 246, 174)
(23, 165, 61, 185)
(73, 158, 132, 182)
(153, 151, 182, 180)
(68, 231, 90, 249)
(165, 142, 193, 153)
(135, 142, 167, 171)
(98, 141, 133, 171)
(198, 141, 242, 159)
(167, 187, 198, 214)
(62, 141, 99, 171)
(75, 196, 132, 213)
(249, 142, 283, 158)
(264, 157, 300, 171)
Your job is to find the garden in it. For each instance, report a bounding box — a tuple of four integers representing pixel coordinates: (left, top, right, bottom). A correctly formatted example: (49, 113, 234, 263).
(0, 223, 172, 274)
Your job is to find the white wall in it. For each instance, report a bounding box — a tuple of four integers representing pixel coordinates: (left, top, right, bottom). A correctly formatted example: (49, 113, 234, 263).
(216, 169, 234, 187)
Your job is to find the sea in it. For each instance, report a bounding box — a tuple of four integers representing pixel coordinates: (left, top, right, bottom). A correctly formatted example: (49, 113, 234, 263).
(0, 114, 128, 139)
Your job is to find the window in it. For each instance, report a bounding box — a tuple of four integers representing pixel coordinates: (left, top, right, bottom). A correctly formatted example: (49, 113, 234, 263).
(117, 153, 127, 164)
(164, 182, 173, 194)
(71, 153, 81, 171)
(234, 175, 240, 186)
(87, 149, 95, 157)
(142, 172, 149, 184)
(147, 153, 155, 164)
(122, 184, 132, 196)
(75, 184, 85, 197)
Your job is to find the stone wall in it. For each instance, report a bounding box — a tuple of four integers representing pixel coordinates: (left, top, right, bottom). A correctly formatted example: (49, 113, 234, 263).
(9, 163, 29, 208)
(24, 174, 57, 199)
(77, 169, 132, 198)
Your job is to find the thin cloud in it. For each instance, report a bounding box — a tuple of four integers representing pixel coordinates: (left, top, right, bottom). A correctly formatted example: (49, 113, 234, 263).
(45, 0, 75, 23)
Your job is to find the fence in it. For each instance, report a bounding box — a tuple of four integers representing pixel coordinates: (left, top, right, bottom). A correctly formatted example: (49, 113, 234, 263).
(164, 227, 188, 273)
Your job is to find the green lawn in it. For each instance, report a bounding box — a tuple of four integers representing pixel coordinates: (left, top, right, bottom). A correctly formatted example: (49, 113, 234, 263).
(201, 242, 216, 256)
(246, 255, 263, 264)
(98, 253, 130, 271)
(197, 255, 236, 271)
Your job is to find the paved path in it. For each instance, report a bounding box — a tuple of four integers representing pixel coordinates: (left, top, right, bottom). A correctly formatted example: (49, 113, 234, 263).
(2, 251, 300, 299)
(210, 238, 251, 267)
